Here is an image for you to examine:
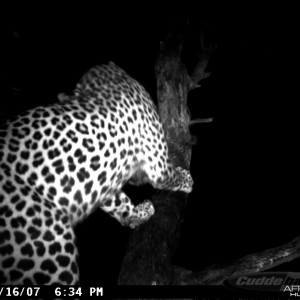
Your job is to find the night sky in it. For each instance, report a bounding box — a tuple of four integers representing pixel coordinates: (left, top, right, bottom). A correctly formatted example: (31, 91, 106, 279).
(2, 5, 298, 285)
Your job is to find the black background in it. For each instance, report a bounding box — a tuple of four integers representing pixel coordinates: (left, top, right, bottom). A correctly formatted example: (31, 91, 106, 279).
(1, 4, 299, 285)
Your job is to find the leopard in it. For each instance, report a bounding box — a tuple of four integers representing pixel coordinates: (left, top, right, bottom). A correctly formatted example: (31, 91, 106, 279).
(0, 61, 193, 285)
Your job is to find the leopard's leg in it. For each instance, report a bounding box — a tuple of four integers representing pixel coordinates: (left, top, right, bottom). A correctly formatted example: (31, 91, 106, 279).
(0, 197, 80, 285)
(140, 159, 193, 193)
(100, 191, 155, 229)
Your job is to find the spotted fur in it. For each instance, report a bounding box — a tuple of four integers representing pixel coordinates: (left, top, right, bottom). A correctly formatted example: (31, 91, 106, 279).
(0, 62, 193, 284)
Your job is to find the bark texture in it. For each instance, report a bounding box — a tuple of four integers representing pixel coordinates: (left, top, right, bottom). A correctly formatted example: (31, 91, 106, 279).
(118, 20, 300, 291)
(118, 28, 194, 286)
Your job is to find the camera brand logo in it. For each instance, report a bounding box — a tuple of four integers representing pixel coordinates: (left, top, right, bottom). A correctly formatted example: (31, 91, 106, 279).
(224, 272, 300, 295)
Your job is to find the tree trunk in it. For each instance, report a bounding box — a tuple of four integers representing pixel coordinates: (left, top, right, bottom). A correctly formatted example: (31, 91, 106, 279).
(118, 25, 197, 286)
(118, 18, 300, 296)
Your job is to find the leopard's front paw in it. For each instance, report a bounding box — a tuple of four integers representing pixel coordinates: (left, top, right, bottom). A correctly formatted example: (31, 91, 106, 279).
(129, 200, 155, 229)
(176, 167, 193, 193)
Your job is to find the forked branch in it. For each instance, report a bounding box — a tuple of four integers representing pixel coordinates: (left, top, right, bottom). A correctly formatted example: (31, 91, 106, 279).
(188, 28, 218, 90)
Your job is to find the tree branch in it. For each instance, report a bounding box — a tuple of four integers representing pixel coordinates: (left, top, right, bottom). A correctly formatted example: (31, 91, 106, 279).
(118, 21, 192, 286)
(189, 117, 214, 125)
(188, 28, 218, 90)
(174, 235, 300, 285)
(117, 19, 300, 292)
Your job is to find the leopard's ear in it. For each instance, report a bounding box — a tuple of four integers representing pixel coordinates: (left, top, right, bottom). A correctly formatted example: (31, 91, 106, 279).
(57, 92, 72, 103)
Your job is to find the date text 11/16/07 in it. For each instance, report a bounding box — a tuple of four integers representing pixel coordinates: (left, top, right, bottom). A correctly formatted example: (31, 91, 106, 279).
(0, 286, 104, 298)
